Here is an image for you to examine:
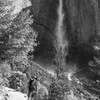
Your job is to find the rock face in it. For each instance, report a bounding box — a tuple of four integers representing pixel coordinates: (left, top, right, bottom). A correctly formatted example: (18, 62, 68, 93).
(31, 0, 100, 41)
(64, 0, 96, 43)
(30, 0, 100, 96)
(31, 0, 58, 62)
(31, 0, 100, 64)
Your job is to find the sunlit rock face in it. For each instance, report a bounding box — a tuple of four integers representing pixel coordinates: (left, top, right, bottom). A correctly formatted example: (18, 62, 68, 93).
(10, 0, 31, 15)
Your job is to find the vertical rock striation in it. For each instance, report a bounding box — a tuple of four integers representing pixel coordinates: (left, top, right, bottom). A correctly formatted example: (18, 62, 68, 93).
(31, 0, 100, 64)
(64, 0, 100, 44)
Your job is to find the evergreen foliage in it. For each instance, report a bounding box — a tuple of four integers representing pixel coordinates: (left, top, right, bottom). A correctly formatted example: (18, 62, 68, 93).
(0, 0, 37, 91)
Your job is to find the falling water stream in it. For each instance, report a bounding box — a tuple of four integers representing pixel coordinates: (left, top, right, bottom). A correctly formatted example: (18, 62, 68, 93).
(56, 0, 64, 49)
(55, 0, 68, 51)
(55, 0, 68, 74)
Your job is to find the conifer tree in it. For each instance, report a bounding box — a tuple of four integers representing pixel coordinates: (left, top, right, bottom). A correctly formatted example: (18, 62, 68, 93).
(0, 0, 37, 71)
(7, 8, 37, 71)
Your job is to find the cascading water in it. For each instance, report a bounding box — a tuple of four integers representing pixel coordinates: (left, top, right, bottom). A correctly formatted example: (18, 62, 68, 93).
(55, 0, 68, 75)
(55, 0, 68, 51)
(56, 0, 64, 49)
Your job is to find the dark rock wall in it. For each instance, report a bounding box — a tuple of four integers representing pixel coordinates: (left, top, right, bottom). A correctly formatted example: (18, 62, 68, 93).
(64, 0, 100, 67)
(31, 0, 100, 65)
(64, 0, 96, 44)
(31, 0, 58, 62)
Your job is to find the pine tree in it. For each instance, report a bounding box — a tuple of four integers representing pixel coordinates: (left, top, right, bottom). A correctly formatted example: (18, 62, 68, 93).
(0, 0, 14, 60)
(7, 9, 37, 71)
(0, 0, 37, 71)
(0, 0, 37, 90)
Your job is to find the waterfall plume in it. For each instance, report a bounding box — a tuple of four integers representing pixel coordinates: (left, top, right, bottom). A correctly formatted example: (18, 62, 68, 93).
(55, 0, 68, 53)
(54, 0, 68, 75)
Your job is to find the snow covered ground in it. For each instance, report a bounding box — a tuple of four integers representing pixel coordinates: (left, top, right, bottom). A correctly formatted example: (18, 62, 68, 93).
(0, 87, 78, 100)
(0, 87, 27, 100)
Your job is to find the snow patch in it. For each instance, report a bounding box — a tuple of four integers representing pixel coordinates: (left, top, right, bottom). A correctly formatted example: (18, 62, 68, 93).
(0, 87, 27, 100)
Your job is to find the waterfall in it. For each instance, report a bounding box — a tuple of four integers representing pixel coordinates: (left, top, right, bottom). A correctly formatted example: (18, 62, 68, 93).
(54, 0, 68, 74)
(56, 0, 64, 49)
(55, 0, 68, 54)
